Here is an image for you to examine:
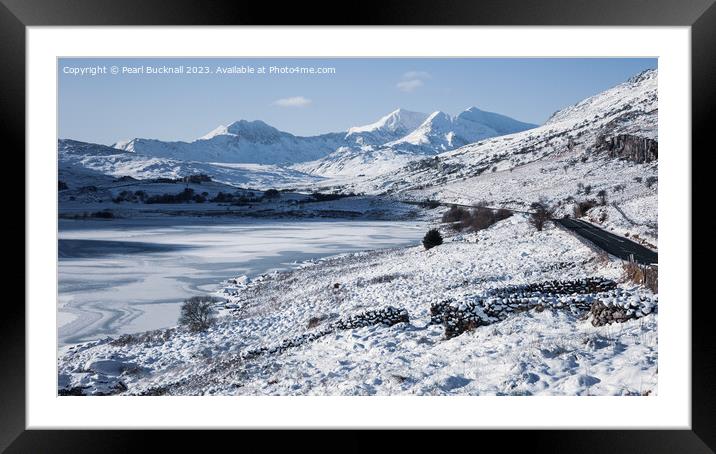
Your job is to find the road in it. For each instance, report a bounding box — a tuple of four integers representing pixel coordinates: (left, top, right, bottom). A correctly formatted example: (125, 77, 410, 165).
(555, 218, 658, 265)
(400, 198, 657, 264)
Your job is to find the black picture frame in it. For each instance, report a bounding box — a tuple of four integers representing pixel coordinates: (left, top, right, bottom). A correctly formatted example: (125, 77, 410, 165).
(3, 0, 713, 451)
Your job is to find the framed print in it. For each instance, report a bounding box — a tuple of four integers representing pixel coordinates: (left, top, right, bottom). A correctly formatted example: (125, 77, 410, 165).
(4, 0, 715, 451)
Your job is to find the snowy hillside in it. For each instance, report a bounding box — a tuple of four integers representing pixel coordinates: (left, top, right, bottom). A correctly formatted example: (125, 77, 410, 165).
(344, 69, 658, 242)
(59, 139, 324, 189)
(58, 215, 657, 396)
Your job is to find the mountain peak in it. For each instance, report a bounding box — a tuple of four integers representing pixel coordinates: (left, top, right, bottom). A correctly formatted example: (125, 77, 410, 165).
(347, 109, 428, 137)
(423, 110, 452, 125)
(196, 119, 282, 141)
(546, 68, 657, 126)
(388, 108, 535, 150)
(226, 119, 277, 133)
(627, 68, 657, 84)
(198, 124, 229, 141)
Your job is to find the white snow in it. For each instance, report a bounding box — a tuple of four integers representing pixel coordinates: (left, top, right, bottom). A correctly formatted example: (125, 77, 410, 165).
(57, 69, 659, 397)
(58, 215, 657, 396)
(387, 107, 537, 152)
(346, 108, 428, 141)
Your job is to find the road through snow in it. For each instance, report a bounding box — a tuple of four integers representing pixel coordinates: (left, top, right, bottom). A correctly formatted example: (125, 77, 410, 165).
(556, 218, 657, 265)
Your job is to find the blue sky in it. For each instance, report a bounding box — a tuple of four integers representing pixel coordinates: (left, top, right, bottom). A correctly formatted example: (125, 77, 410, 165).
(58, 58, 656, 145)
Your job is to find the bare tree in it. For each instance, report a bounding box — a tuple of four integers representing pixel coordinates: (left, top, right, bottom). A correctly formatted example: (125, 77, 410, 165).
(597, 189, 608, 206)
(179, 296, 220, 332)
(530, 200, 556, 231)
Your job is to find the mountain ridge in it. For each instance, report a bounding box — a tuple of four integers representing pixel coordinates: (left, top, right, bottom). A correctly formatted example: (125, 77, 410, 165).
(107, 106, 536, 168)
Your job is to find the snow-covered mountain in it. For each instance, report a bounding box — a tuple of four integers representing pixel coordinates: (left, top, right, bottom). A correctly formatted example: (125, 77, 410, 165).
(351, 69, 658, 192)
(59, 139, 132, 156)
(59, 106, 535, 184)
(59, 68, 654, 192)
(344, 108, 429, 147)
(294, 107, 536, 177)
(106, 107, 534, 178)
(59, 139, 324, 190)
(113, 120, 345, 165)
(387, 107, 537, 152)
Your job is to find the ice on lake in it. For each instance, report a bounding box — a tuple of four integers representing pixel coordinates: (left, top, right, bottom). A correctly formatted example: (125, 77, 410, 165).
(58, 217, 426, 345)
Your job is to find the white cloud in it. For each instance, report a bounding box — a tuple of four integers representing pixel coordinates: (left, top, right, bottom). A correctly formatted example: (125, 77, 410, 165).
(397, 70, 431, 92)
(402, 70, 432, 80)
(272, 96, 312, 107)
(396, 79, 424, 92)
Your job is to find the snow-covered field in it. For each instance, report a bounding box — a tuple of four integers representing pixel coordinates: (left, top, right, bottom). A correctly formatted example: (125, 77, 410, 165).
(58, 218, 427, 346)
(58, 215, 657, 396)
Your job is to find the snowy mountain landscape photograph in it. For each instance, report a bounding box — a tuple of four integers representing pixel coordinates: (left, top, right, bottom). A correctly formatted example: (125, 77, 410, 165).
(57, 57, 658, 396)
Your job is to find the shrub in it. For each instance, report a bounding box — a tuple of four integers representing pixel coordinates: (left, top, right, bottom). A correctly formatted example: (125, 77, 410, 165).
(422, 229, 443, 250)
(309, 191, 349, 202)
(185, 174, 212, 184)
(645, 176, 657, 189)
(441, 206, 470, 223)
(263, 188, 281, 199)
(530, 200, 555, 231)
(573, 199, 598, 217)
(442, 205, 511, 231)
(419, 200, 441, 209)
(90, 210, 114, 219)
(210, 191, 234, 203)
(463, 206, 495, 231)
(623, 261, 658, 293)
(113, 190, 148, 203)
(145, 188, 195, 204)
(178, 296, 220, 332)
(597, 189, 608, 205)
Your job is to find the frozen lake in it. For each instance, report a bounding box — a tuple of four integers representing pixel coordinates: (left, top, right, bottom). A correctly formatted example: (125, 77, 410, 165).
(58, 218, 427, 345)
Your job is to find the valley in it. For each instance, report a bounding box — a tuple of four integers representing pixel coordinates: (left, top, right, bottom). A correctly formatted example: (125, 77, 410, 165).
(57, 68, 659, 396)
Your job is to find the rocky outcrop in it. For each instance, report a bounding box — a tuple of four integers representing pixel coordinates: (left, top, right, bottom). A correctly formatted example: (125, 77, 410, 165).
(596, 134, 658, 163)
